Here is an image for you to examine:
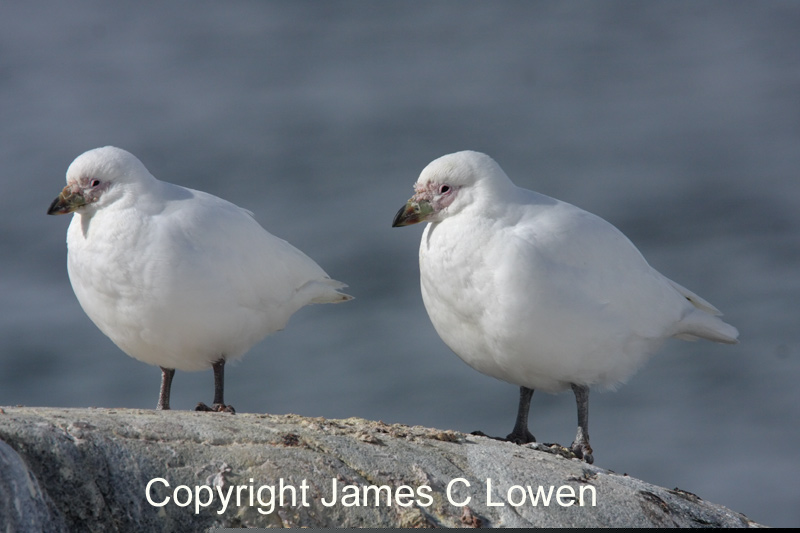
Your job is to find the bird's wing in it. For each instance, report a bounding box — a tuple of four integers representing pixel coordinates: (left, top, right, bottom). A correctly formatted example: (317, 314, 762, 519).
(665, 278, 722, 315)
(154, 188, 348, 318)
(490, 198, 692, 341)
(503, 198, 737, 345)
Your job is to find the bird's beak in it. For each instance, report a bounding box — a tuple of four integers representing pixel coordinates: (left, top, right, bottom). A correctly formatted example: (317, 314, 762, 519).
(392, 199, 433, 227)
(47, 185, 86, 215)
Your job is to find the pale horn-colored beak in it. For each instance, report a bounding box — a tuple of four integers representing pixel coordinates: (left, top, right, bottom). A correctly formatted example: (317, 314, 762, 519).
(47, 185, 86, 215)
(392, 198, 433, 227)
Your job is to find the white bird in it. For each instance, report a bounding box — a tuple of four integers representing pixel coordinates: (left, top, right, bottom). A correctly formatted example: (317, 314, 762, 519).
(48, 146, 352, 412)
(392, 150, 738, 462)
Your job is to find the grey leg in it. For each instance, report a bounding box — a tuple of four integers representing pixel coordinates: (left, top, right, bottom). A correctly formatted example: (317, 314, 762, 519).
(570, 383, 594, 463)
(157, 367, 175, 410)
(196, 358, 235, 413)
(212, 358, 225, 405)
(506, 386, 536, 444)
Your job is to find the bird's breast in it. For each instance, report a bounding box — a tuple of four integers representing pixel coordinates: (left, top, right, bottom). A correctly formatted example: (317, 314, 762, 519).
(418, 221, 509, 372)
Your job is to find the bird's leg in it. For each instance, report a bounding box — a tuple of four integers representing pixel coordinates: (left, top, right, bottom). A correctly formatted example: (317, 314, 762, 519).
(212, 358, 226, 405)
(570, 383, 594, 464)
(195, 358, 235, 414)
(157, 367, 175, 410)
(506, 386, 536, 444)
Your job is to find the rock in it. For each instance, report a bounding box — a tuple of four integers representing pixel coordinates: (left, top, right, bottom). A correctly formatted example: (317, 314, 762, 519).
(0, 407, 761, 529)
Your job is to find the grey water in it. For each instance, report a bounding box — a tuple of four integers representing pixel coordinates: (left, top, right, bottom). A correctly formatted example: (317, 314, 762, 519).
(2, 1, 798, 527)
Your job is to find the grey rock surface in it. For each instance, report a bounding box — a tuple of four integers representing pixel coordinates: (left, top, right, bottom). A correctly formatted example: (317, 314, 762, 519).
(0, 407, 761, 529)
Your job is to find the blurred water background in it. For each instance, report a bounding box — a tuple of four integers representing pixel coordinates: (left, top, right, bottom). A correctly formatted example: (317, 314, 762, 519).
(1, 1, 798, 527)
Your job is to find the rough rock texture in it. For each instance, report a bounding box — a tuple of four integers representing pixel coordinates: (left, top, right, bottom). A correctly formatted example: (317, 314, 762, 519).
(0, 407, 761, 530)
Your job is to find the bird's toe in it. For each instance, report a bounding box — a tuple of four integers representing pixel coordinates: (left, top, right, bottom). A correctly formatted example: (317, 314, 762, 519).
(469, 430, 507, 442)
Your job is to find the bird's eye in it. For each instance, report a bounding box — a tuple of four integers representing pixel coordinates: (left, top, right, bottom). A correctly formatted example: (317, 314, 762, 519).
(439, 185, 451, 194)
(90, 179, 101, 188)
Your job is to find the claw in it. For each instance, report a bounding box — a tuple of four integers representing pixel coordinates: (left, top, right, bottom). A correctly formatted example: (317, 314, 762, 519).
(570, 440, 594, 464)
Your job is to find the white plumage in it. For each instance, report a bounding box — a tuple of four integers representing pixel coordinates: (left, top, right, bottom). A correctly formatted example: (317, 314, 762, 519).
(49, 146, 351, 411)
(393, 150, 737, 462)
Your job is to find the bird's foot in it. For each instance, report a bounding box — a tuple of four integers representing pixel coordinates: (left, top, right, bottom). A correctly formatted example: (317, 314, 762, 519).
(569, 440, 593, 464)
(195, 402, 236, 414)
(505, 429, 536, 445)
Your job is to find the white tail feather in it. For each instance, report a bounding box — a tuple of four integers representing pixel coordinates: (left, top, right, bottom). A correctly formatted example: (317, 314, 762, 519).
(670, 280, 738, 344)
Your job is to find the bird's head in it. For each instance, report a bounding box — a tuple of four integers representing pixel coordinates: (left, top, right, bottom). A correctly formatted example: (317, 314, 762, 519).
(392, 150, 513, 227)
(47, 146, 153, 216)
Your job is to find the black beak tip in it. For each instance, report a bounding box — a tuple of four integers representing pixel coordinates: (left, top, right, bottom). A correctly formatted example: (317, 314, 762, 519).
(46, 197, 62, 215)
(392, 205, 407, 228)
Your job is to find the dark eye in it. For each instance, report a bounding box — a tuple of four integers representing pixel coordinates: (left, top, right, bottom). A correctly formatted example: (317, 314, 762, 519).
(90, 179, 101, 188)
(439, 185, 450, 194)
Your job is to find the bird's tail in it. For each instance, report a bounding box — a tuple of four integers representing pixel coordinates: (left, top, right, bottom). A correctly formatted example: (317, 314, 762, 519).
(669, 279, 739, 344)
(300, 279, 354, 304)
